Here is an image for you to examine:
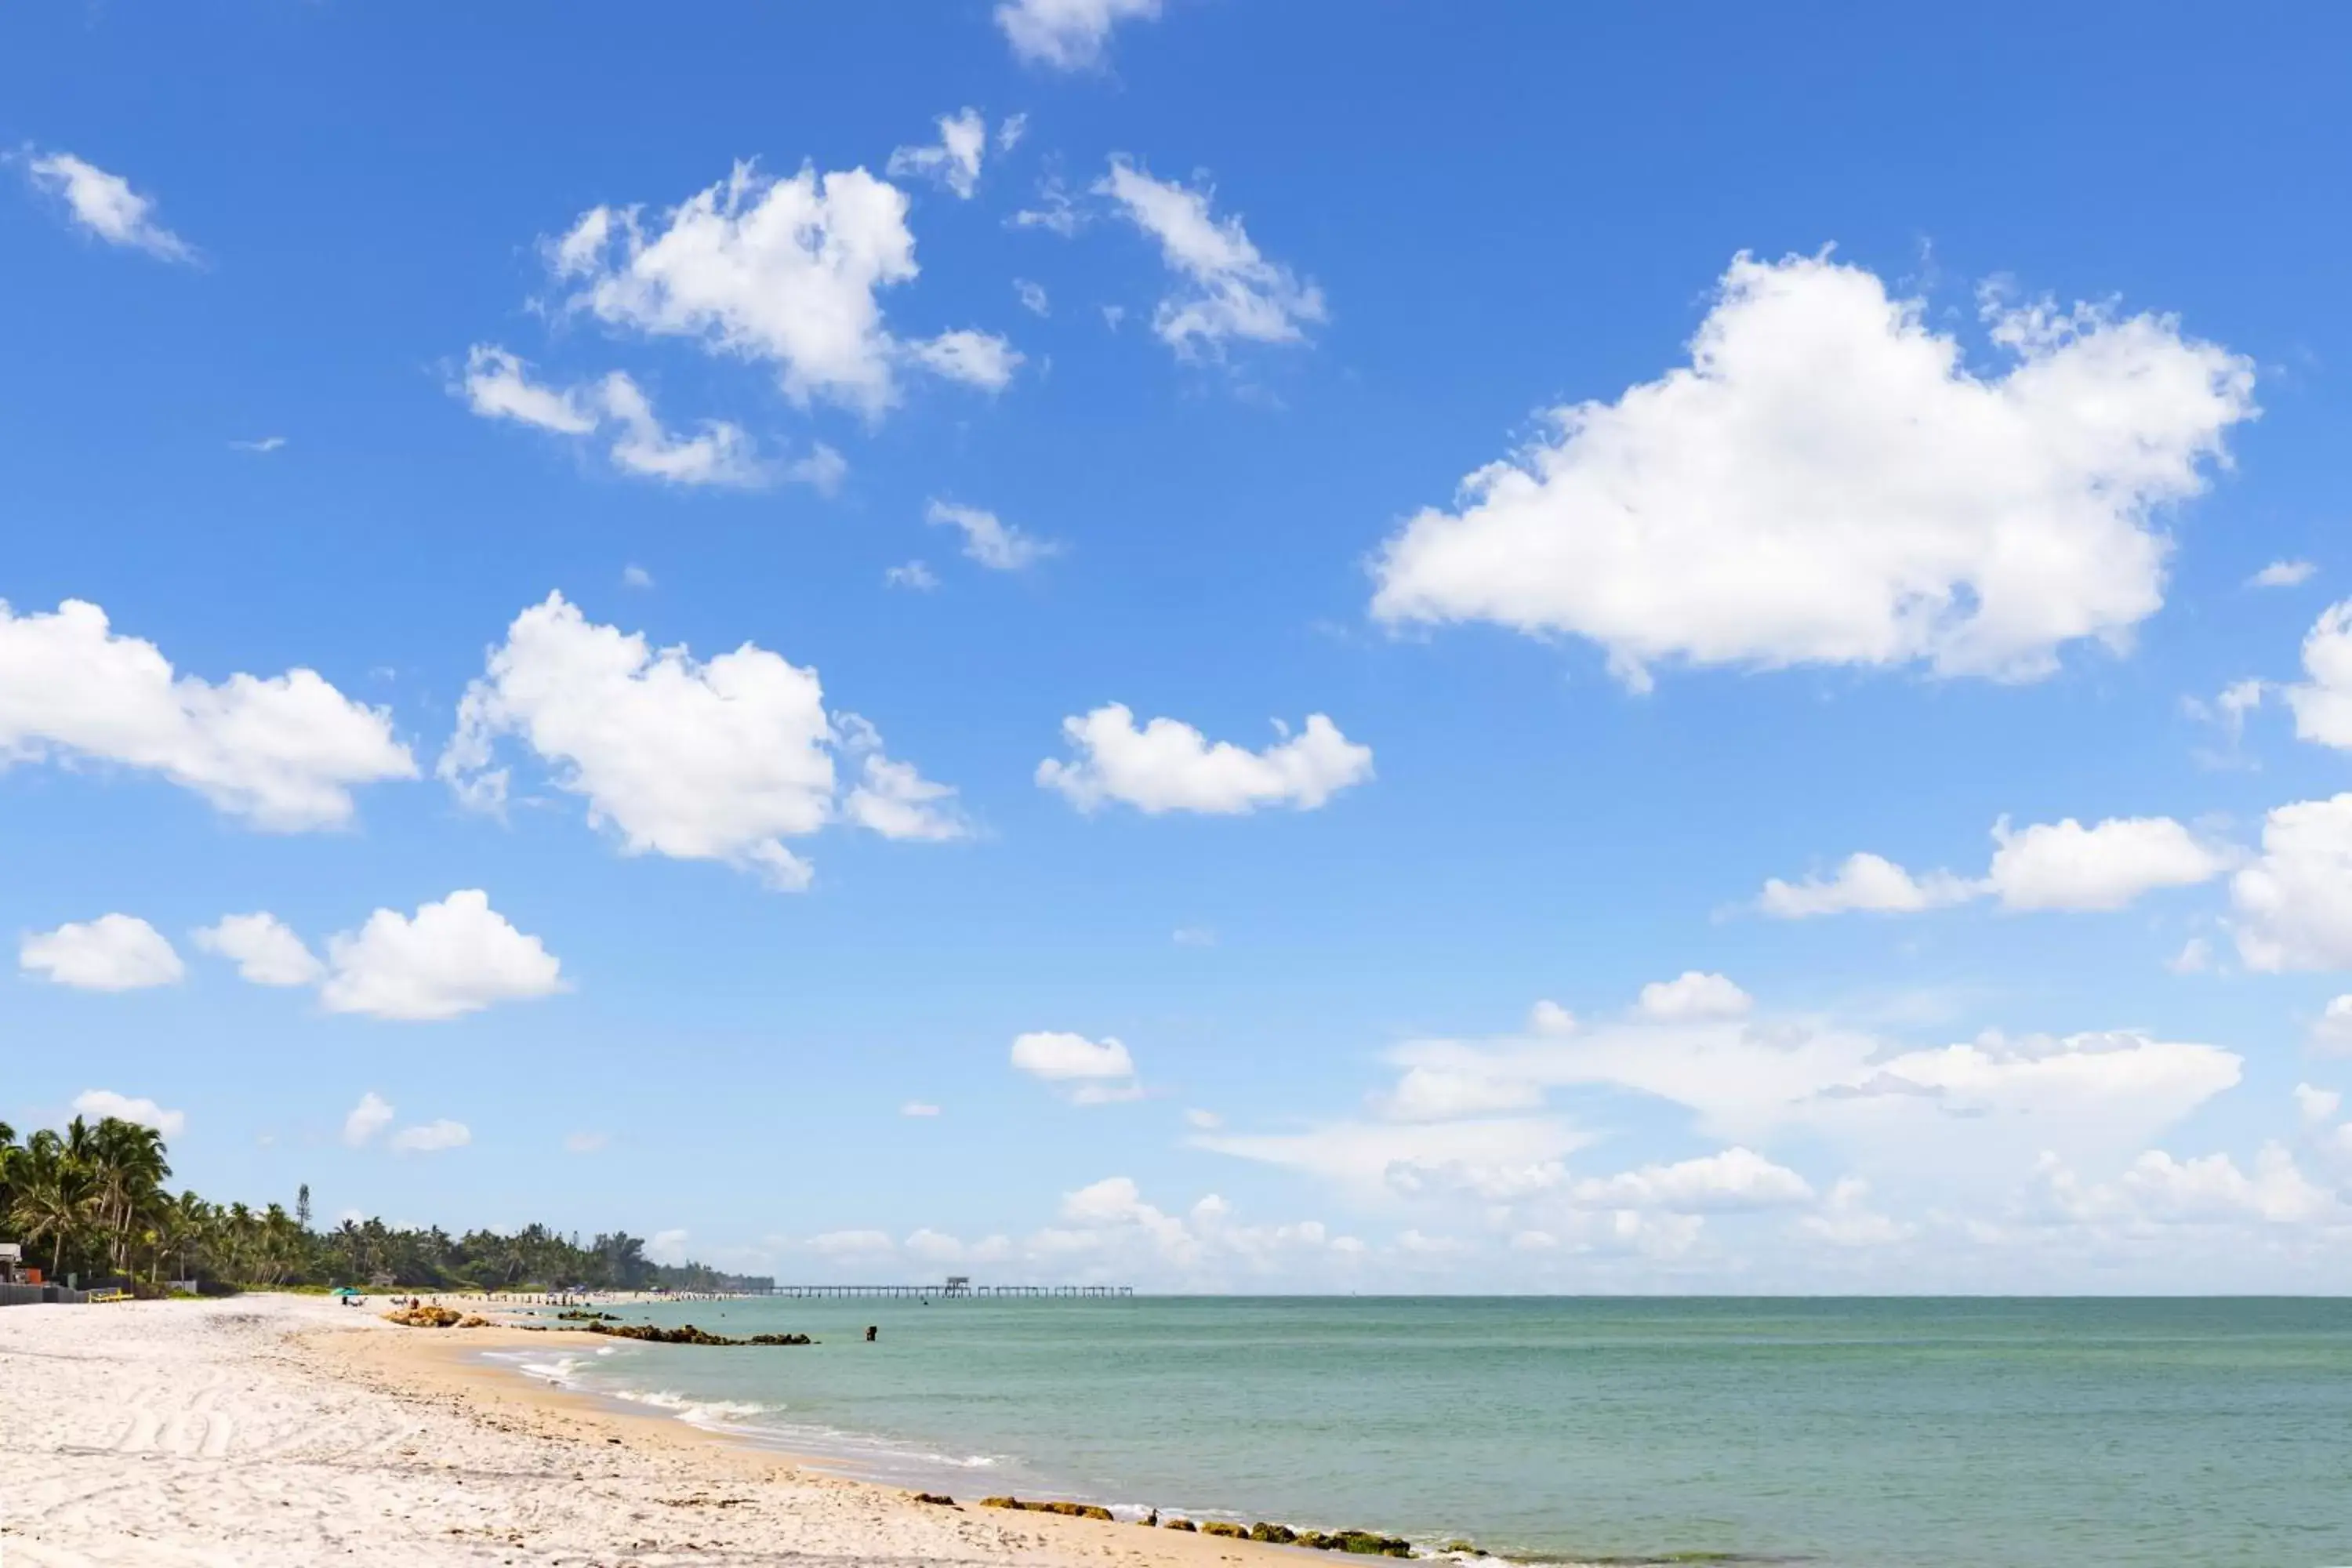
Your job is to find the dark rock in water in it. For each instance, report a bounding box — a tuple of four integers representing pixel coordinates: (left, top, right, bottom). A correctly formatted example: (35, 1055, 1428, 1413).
(911, 1493, 958, 1507)
(1250, 1523, 1298, 1543)
(1438, 1541, 1488, 1558)
(1163, 1518, 1198, 1531)
(1200, 1521, 1248, 1538)
(580, 1321, 812, 1347)
(1328, 1529, 1415, 1557)
(556, 1309, 622, 1321)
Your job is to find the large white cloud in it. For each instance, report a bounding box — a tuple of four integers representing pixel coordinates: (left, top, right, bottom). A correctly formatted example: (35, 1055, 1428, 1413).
(550, 161, 1016, 416)
(1762, 815, 2229, 917)
(1037, 703, 1371, 815)
(439, 593, 963, 886)
(319, 890, 564, 1022)
(0, 598, 416, 829)
(2231, 795, 2352, 971)
(1635, 971, 1753, 1021)
(71, 1089, 186, 1137)
(1096, 158, 1325, 358)
(24, 150, 194, 262)
(1570, 1147, 1814, 1211)
(20, 915, 183, 992)
(996, 0, 1160, 69)
(1370, 252, 2256, 688)
(1010, 1030, 1143, 1104)
(342, 1091, 395, 1147)
(192, 912, 323, 987)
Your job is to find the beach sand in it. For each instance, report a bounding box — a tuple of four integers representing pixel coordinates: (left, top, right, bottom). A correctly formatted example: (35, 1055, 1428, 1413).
(0, 1294, 1301, 1566)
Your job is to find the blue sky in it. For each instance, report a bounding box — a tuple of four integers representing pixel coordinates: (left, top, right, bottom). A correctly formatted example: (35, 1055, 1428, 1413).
(7, 1, 2352, 1290)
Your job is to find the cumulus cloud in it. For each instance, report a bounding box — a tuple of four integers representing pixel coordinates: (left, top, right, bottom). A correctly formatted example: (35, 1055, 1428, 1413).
(2029, 1145, 2343, 1228)
(926, 499, 1058, 570)
(2314, 996, 2352, 1054)
(341, 1091, 395, 1147)
(1036, 703, 1372, 815)
(192, 912, 323, 987)
(1798, 1177, 1918, 1247)
(996, 0, 1160, 69)
(1760, 853, 1974, 918)
(23, 150, 195, 261)
(1015, 278, 1051, 316)
(1379, 1066, 1547, 1122)
(20, 915, 183, 992)
(2249, 559, 2317, 589)
(457, 345, 597, 434)
(2294, 1083, 2343, 1123)
(438, 593, 963, 885)
(550, 160, 1016, 416)
(389, 1119, 472, 1154)
(1011, 1031, 1139, 1104)
(71, 1089, 186, 1138)
(1097, 158, 1325, 358)
(320, 890, 564, 1022)
(1569, 1147, 1813, 1211)
(887, 109, 989, 199)
(0, 597, 416, 830)
(2231, 795, 2352, 971)
(1762, 816, 2229, 918)
(1370, 252, 2256, 688)
(2285, 601, 2352, 750)
(1635, 971, 1751, 1021)
(884, 561, 939, 592)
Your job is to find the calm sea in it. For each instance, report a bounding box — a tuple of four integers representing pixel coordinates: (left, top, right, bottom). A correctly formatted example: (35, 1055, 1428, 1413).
(487, 1296, 2352, 1566)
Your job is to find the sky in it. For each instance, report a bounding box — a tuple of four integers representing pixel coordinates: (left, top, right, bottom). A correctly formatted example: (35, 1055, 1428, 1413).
(6, 0, 2352, 1292)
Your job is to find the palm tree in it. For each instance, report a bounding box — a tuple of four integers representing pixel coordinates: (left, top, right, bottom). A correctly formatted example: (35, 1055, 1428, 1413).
(10, 1131, 93, 1278)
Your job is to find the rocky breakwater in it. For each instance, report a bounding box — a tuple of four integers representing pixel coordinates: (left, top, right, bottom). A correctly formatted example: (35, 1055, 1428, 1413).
(581, 1321, 814, 1346)
(985, 1497, 1417, 1555)
(383, 1306, 492, 1329)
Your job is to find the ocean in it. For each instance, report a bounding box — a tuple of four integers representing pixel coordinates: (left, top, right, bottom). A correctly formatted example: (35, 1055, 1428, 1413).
(486, 1295, 2352, 1566)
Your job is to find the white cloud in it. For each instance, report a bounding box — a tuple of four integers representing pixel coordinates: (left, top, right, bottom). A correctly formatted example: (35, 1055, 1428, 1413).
(787, 443, 849, 494)
(230, 436, 287, 454)
(1014, 278, 1051, 316)
(900, 1101, 942, 1118)
(644, 1229, 691, 1265)
(1529, 1000, 1577, 1036)
(1369, 252, 2256, 688)
(342, 1091, 395, 1148)
(924, 499, 1056, 570)
(459, 349, 775, 488)
(0, 597, 417, 830)
(1798, 1177, 1917, 1247)
(2167, 937, 2214, 975)
(564, 1131, 609, 1154)
(550, 160, 1011, 416)
(1635, 971, 1751, 1021)
(621, 564, 655, 590)
(1571, 1147, 1813, 1211)
(884, 561, 939, 592)
(1037, 703, 1373, 815)
(1185, 1108, 1223, 1130)
(320, 889, 564, 1022)
(2249, 559, 2317, 589)
(887, 109, 989, 199)
(71, 1090, 186, 1138)
(2294, 1083, 2342, 1123)
(2285, 601, 2352, 750)
(193, 912, 323, 987)
(597, 372, 764, 487)
(1379, 1066, 1547, 1122)
(996, 0, 1160, 69)
(906, 329, 1024, 391)
(1762, 816, 2229, 919)
(1760, 852, 1973, 917)
(389, 1119, 471, 1154)
(1983, 815, 2230, 912)
(1011, 1030, 1134, 1080)
(1097, 158, 1326, 357)
(2315, 996, 2352, 1054)
(438, 593, 962, 885)
(1196, 1116, 1584, 1196)
(1011, 176, 1082, 237)
(2231, 795, 2352, 971)
(24, 150, 195, 262)
(20, 915, 183, 992)
(2114, 1145, 2338, 1225)
(459, 345, 597, 434)
(996, 115, 1028, 154)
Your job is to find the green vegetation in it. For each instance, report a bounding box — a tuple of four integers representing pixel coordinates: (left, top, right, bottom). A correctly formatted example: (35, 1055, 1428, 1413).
(0, 1115, 758, 1294)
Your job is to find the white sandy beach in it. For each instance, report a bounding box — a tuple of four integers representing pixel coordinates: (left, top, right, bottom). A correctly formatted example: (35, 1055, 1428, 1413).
(0, 1294, 1293, 1567)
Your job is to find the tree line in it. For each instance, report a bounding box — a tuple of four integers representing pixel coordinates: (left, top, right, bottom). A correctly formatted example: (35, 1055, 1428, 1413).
(0, 1115, 760, 1294)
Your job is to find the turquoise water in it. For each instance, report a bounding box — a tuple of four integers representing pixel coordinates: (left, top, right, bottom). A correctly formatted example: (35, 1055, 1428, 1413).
(490, 1297, 2352, 1566)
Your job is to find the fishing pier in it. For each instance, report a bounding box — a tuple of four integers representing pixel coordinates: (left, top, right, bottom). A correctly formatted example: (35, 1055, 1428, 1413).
(755, 1276, 1133, 1300)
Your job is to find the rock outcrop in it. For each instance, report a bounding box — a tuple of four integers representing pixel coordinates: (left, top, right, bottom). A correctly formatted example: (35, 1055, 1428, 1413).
(978, 1497, 1116, 1520)
(579, 1322, 812, 1346)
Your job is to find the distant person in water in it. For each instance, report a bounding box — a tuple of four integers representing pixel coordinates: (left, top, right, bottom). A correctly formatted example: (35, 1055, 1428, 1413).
(865, 1325, 877, 1341)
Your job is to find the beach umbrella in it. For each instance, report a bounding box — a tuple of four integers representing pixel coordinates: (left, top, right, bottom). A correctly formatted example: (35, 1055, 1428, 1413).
(332, 1287, 360, 1297)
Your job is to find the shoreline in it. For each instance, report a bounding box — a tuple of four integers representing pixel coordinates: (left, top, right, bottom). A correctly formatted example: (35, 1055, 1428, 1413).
(1, 1293, 1327, 1566)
